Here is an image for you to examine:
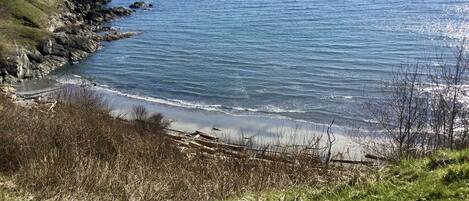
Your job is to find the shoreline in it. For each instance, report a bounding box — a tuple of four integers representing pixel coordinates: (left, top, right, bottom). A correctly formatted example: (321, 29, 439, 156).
(13, 76, 365, 159)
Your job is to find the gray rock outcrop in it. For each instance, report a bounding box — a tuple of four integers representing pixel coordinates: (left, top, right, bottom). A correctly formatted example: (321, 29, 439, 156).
(0, 0, 136, 83)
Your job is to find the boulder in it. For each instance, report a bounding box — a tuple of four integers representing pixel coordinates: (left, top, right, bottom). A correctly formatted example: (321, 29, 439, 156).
(38, 39, 68, 57)
(70, 49, 90, 61)
(26, 49, 45, 63)
(54, 34, 100, 53)
(85, 11, 105, 24)
(130, 1, 149, 9)
(93, 26, 116, 32)
(38, 34, 100, 62)
(111, 7, 134, 16)
(96, 31, 135, 41)
(35, 56, 68, 75)
(1, 48, 33, 79)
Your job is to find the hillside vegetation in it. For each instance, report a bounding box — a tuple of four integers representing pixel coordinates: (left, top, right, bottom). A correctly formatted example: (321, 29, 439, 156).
(0, 0, 60, 60)
(236, 149, 469, 201)
(0, 88, 349, 200)
(0, 87, 467, 200)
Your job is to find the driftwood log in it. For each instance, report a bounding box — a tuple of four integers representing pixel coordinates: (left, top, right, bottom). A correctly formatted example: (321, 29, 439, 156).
(164, 129, 375, 166)
(331, 159, 374, 166)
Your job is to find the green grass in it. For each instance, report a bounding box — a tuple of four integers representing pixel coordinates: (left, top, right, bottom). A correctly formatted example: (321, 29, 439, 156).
(0, 23, 50, 50)
(0, 0, 62, 28)
(233, 149, 469, 201)
(0, 0, 61, 62)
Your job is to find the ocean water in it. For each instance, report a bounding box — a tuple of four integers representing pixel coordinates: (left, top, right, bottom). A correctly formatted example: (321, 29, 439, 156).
(53, 0, 468, 127)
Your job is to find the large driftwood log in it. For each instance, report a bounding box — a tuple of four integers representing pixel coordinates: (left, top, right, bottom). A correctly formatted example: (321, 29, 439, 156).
(164, 129, 370, 166)
(331, 159, 374, 166)
(364, 154, 391, 162)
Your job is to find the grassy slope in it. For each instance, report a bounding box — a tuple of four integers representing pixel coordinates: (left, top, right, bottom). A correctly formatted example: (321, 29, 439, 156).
(8, 148, 464, 201)
(235, 149, 469, 201)
(0, 0, 60, 60)
(0, 91, 331, 200)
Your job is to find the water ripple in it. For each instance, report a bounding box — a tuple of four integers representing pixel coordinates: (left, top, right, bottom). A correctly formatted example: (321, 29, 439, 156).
(62, 0, 468, 125)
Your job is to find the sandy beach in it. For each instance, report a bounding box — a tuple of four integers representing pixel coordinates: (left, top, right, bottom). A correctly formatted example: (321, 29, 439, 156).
(14, 76, 364, 159)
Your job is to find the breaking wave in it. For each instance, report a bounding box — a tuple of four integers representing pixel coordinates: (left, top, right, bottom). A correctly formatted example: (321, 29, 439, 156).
(56, 75, 307, 115)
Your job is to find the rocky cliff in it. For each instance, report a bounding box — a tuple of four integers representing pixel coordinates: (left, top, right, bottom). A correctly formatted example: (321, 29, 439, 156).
(0, 0, 135, 83)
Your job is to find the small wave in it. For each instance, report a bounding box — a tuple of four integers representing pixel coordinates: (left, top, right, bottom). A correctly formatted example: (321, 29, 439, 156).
(321, 95, 354, 100)
(55, 75, 307, 115)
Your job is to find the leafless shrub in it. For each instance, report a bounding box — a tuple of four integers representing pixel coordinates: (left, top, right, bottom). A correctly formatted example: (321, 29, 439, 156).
(364, 40, 469, 160)
(53, 85, 109, 112)
(132, 105, 149, 121)
(365, 64, 429, 160)
(131, 105, 171, 133)
(325, 120, 336, 168)
(427, 41, 469, 149)
(146, 113, 171, 131)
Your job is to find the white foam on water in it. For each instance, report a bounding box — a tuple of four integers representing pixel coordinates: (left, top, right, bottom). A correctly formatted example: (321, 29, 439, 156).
(55, 75, 308, 115)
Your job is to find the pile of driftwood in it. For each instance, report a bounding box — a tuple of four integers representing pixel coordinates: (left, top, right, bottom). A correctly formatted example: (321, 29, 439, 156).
(163, 129, 378, 166)
(164, 129, 323, 165)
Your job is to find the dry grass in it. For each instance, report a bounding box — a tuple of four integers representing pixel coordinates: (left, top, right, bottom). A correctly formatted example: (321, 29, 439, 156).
(0, 88, 345, 201)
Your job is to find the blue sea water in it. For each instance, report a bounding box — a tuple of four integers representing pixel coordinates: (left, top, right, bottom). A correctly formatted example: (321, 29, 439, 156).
(54, 0, 468, 127)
